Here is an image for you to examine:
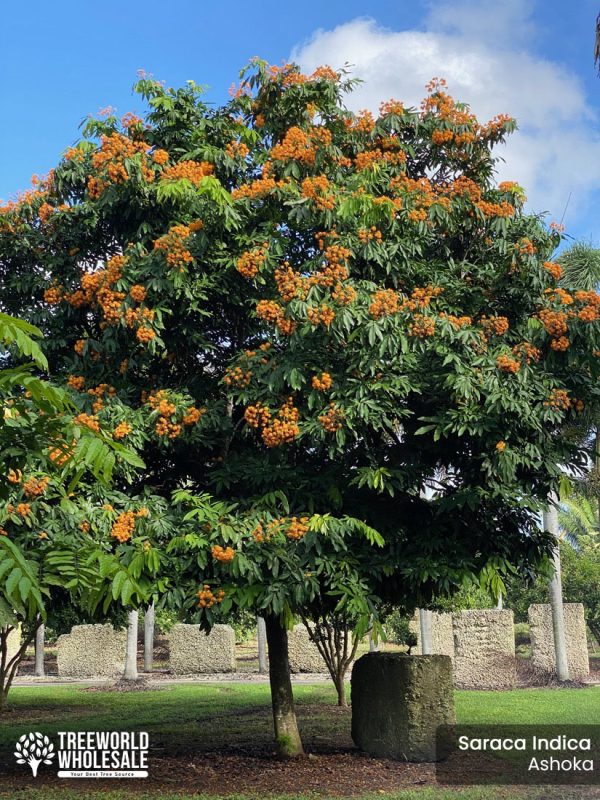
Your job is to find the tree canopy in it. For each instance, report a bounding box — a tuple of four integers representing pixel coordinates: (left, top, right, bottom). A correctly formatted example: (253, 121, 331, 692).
(2, 58, 600, 625)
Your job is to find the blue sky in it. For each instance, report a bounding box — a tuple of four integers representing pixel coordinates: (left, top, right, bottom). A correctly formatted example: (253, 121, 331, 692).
(1, 0, 599, 243)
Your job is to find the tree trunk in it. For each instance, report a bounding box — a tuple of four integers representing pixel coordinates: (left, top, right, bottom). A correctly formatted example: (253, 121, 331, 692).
(496, 595, 503, 610)
(264, 615, 304, 756)
(257, 616, 268, 674)
(144, 603, 154, 672)
(34, 623, 45, 677)
(123, 611, 139, 681)
(419, 608, 432, 654)
(544, 500, 570, 681)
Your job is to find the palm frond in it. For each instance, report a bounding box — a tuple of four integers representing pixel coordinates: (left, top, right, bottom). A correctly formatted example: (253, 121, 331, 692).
(559, 242, 600, 291)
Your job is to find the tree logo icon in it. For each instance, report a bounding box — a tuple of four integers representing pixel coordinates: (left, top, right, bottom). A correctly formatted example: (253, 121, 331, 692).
(14, 732, 55, 777)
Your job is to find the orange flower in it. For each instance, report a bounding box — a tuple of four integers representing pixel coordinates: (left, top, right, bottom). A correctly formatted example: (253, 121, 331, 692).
(495, 441, 506, 452)
(312, 372, 332, 391)
(111, 511, 136, 543)
(113, 421, 132, 439)
(211, 545, 236, 563)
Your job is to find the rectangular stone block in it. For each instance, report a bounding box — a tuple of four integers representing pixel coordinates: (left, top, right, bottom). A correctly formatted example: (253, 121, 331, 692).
(287, 624, 328, 673)
(169, 624, 235, 674)
(57, 624, 126, 678)
(351, 653, 455, 761)
(410, 611, 454, 661)
(452, 609, 516, 689)
(528, 603, 589, 680)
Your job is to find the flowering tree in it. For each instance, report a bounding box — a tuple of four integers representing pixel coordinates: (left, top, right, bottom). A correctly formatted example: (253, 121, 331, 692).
(2, 60, 600, 752)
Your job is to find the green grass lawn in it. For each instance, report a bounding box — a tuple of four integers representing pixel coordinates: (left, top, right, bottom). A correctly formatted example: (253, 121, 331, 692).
(0, 683, 597, 799)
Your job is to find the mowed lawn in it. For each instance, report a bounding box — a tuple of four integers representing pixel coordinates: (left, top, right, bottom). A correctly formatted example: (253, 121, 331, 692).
(0, 683, 598, 800)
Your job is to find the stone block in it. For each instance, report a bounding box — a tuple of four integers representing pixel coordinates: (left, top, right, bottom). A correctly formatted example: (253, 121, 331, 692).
(57, 624, 126, 678)
(169, 624, 235, 674)
(351, 653, 455, 761)
(410, 611, 454, 661)
(528, 603, 589, 680)
(452, 609, 516, 689)
(287, 624, 327, 673)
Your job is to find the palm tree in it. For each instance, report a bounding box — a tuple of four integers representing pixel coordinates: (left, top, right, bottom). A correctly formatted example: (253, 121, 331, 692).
(559, 494, 599, 548)
(559, 242, 600, 291)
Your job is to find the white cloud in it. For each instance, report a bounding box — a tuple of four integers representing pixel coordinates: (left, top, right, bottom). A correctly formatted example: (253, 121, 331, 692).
(291, 6, 600, 235)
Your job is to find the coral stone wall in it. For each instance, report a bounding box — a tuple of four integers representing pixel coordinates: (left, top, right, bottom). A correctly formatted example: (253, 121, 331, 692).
(528, 603, 589, 680)
(452, 609, 516, 689)
(57, 624, 126, 678)
(287, 624, 328, 673)
(410, 612, 454, 661)
(168, 624, 235, 674)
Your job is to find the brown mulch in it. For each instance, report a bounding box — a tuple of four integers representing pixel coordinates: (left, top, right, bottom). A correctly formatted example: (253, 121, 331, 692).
(0, 750, 438, 796)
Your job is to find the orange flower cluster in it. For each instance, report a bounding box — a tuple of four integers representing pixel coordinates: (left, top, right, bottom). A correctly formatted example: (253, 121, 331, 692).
(307, 304, 335, 327)
(550, 336, 570, 351)
(232, 175, 288, 200)
(111, 511, 136, 543)
(439, 313, 471, 329)
(88, 133, 153, 198)
(358, 226, 383, 244)
(495, 441, 506, 452)
(405, 285, 444, 310)
(512, 342, 541, 364)
(262, 398, 300, 447)
(136, 326, 156, 344)
(15, 503, 31, 517)
(48, 440, 75, 466)
(130, 284, 147, 303)
(43, 286, 62, 305)
(515, 238, 537, 256)
(224, 366, 252, 388)
(244, 402, 271, 429)
(211, 545, 236, 562)
(275, 263, 306, 302)
(22, 476, 49, 498)
(113, 421, 132, 439)
(67, 375, 86, 391)
(475, 201, 514, 218)
(196, 585, 225, 608)
(312, 372, 332, 391)
(496, 354, 521, 374)
(301, 175, 335, 211)
(256, 300, 296, 335)
(409, 314, 436, 338)
(236, 243, 268, 279)
(73, 339, 86, 356)
(574, 291, 600, 323)
(154, 224, 194, 271)
(245, 399, 299, 447)
(87, 383, 116, 413)
(152, 149, 169, 165)
(182, 406, 204, 425)
(319, 403, 344, 432)
(59, 255, 126, 329)
(544, 389, 571, 411)
(271, 126, 331, 164)
(74, 413, 100, 432)
(480, 316, 509, 336)
(285, 516, 310, 540)
(160, 160, 214, 184)
(225, 140, 250, 159)
(369, 289, 398, 319)
(542, 261, 562, 281)
(539, 308, 568, 338)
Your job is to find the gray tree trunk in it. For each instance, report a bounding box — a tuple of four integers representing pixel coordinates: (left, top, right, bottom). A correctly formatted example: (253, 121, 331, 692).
(123, 610, 139, 681)
(496, 595, 503, 609)
(257, 616, 268, 674)
(34, 623, 45, 677)
(544, 499, 570, 681)
(144, 603, 155, 672)
(419, 608, 432, 654)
